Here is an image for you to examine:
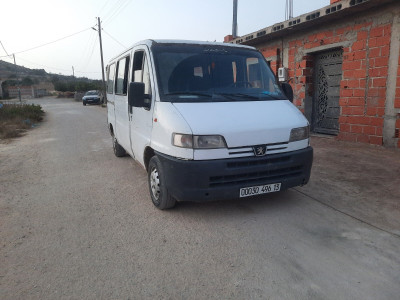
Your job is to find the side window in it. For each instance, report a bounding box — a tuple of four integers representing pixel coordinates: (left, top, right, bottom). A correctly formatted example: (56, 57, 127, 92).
(132, 50, 151, 96)
(107, 63, 115, 94)
(115, 56, 130, 95)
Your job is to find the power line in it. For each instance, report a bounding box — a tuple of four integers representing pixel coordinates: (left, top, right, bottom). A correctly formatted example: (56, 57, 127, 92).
(0, 27, 92, 58)
(103, 0, 132, 24)
(102, 29, 127, 49)
(0, 41, 10, 56)
(97, 0, 114, 17)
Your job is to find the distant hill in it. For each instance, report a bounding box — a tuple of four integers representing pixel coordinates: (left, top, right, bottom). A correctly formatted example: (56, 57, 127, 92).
(0, 60, 102, 96)
(0, 59, 100, 84)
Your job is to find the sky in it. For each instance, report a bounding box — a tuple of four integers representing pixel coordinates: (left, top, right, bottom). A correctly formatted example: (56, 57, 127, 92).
(0, 0, 328, 80)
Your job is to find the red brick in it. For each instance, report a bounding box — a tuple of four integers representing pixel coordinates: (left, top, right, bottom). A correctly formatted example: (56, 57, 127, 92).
(348, 97, 364, 106)
(347, 79, 360, 88)
(369, 47, 380, 58)
(369, 38, 377, 48)
(354, 51, 367, 60)
(354, 89, 366, 97)
(370, 136, 383, 145)
(340, 123, 351, 132)
(370, 27, 384, 38)
(366, 107, 377, 116)
(339, 116, 348, 123)
(376, 127, 383, 136)
(369, 67, 388, 78)
(396, 119, 400, 129)
(357, 31, 368, 40)
(374, 57, 389, 67)
(343, 61, 361, 70)
(372, 78, 387, 87)
(342, 107, 352, 115)
(351, 125, 363, 133)
(363, 126, 376, 135)
(341, 89, 353, 97)
(351, 106, 364, 115)
(376, 36, 391, 47)
(352, 40, 366, 51)
(381, 45, 390, 57)
(376, 107, 385, 116)
(348, 116, 370, 125)
(383, 25, 392, 37)
(370, 117, 384, 126)
(340, 98, 349, 106)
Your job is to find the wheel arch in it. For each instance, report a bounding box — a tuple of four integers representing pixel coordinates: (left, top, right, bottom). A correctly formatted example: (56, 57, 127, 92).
(143, 146, 155, 172)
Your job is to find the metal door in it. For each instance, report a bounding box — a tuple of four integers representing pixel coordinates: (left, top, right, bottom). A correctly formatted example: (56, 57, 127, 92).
(313, 49, 343, 135)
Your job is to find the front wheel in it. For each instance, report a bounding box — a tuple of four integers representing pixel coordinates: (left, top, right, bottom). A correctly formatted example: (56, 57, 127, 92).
(83, 101, 86, 106)
(148, 156, 176, 210)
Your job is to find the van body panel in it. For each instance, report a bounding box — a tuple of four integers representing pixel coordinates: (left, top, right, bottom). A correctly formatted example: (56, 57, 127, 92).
(150, 102, 194, 160)
(172, 100, 307, 148)
(129, 46, 155, 166)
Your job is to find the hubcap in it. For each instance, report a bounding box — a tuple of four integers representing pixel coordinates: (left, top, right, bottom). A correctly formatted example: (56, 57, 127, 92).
(150, 167, 160, 200)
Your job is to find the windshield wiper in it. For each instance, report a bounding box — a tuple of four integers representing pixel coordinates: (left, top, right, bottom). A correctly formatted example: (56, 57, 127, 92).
(165, 92, 212, 97)
(216, 93, 260, 100)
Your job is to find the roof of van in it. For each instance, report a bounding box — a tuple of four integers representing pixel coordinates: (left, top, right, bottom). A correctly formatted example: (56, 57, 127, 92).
(108, 39, 256, 62)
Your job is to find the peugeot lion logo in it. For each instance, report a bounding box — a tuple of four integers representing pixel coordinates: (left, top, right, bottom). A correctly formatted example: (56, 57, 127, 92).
(253, 145, 267, 156)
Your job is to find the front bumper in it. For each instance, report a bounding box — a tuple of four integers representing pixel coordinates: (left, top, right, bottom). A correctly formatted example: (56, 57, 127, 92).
(83, 98, 101, 104)
(157, 147, 313, 202)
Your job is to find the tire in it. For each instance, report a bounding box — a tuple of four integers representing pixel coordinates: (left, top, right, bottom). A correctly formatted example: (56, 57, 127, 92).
(83, 101, 86, 106)
(112, 135, 126, 157)
(148, 156, 176, 210)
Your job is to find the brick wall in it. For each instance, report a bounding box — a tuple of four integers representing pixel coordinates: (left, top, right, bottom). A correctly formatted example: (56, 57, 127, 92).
(255, 7, 400, 147)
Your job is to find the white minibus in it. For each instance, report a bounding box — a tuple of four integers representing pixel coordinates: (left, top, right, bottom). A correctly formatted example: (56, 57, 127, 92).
(106, 40, 313, 209)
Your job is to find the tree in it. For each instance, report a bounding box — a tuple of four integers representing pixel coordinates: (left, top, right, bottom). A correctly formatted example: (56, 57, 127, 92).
(21, 77, 34, 86)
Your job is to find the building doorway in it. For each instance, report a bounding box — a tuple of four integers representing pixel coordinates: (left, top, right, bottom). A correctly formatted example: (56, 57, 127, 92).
(312, 49, 343, 135)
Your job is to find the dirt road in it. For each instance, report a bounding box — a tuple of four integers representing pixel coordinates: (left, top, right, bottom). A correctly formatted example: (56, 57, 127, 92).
(1, 97, 399, 299)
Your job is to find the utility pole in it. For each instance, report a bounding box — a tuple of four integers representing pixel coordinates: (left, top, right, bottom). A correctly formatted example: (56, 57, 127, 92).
(97, 17, 107, 104)
(232, 0, 238, 38)
(72, 66, 75, 78)
(13, 54, 21, 103)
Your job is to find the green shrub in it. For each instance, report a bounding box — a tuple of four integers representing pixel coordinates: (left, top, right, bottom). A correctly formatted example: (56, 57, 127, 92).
(0, 103, 44, 139)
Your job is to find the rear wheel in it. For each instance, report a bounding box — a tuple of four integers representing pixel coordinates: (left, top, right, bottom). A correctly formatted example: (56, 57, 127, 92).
(112, 135, 126, 157)
(148, 156, 176, 210)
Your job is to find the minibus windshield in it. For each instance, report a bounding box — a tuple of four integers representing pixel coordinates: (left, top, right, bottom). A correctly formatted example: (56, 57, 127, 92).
(152, 44, 287, 103)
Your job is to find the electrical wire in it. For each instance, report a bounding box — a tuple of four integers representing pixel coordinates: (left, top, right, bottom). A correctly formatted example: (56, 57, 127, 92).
(0, 41, 10, 56)
(103, 0, 132, 24)
(102, 29, 127, 49)
(97, 0, 114, 17)
(0, 27, 92, 58)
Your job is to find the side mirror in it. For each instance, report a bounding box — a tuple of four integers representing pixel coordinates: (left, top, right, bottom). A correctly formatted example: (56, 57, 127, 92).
(281, 82, 294, 103)
(128, 82, 150, 109)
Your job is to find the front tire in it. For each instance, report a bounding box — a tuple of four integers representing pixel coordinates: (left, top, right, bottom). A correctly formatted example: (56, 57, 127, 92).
(83, 101, 86, 106)
(148, 156, 176, 210)
(112, 135, 126, 157)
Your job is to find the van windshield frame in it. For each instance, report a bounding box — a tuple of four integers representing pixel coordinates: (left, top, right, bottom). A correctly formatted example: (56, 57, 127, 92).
(151, 43, 287, 103)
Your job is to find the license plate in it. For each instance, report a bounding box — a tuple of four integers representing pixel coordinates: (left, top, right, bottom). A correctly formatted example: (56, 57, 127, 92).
(239, 183, 281, 198)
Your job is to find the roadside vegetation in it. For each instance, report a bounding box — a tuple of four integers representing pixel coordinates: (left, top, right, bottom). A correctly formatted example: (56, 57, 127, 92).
(0, 103, 44, 139)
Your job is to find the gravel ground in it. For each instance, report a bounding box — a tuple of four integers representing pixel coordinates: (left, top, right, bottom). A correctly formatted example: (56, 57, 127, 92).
(1, 97, 399, 300)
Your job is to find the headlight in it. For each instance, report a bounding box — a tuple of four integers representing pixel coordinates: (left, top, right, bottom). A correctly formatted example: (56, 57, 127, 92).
(173, 134, 227, 149)
(289, 126, 309, 142)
